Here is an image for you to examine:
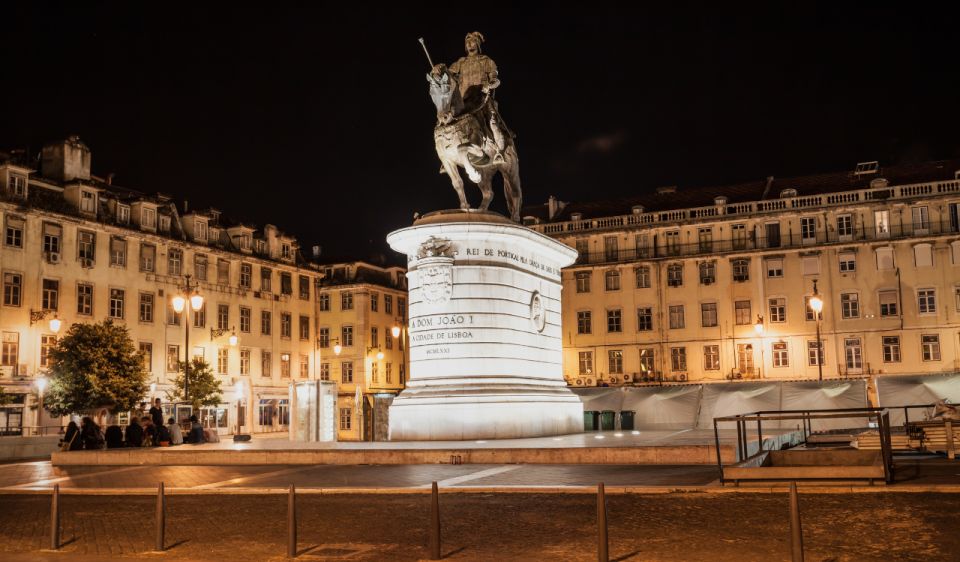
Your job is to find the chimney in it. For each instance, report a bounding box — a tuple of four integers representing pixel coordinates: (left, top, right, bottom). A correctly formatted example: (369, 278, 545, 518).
(40, 136, 92, 182)
(183, 200, 189, 214)
(548, 196, 557, 219)
(106, 173, 115, 185)
(312, 245, 322, 258)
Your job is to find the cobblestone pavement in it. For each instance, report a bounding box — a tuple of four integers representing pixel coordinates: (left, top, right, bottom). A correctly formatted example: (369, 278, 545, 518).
(0, 492, 957, 561)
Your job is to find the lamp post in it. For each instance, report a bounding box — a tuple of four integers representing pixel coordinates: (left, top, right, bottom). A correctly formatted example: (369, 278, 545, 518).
(35, 376, 48, 433)
(171, 274, 204, 402)
(754, 315, 764, 379)
(809, 279, 824, 382)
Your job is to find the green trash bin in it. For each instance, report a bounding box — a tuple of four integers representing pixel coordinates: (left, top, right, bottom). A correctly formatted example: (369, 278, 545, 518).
(583, 411, 599, 431)
(620, 411, 635, 430)
(600, 410, 616, 430)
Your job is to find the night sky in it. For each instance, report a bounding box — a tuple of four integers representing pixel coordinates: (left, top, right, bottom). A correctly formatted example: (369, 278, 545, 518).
(6, 4, 959, 260)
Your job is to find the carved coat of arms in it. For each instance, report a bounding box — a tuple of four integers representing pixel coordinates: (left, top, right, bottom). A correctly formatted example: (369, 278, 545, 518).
(417, 237, 454, 305)
(529, 290, 546, 332)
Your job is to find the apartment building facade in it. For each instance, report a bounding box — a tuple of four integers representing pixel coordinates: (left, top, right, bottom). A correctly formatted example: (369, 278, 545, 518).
(526, 160, 960, 389)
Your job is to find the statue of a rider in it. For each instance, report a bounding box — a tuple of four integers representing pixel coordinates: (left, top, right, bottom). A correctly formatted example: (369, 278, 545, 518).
(431, 31, 512, 163)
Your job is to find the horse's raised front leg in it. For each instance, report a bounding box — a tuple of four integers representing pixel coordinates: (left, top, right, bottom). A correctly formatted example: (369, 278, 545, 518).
(443, 160, 470, 210)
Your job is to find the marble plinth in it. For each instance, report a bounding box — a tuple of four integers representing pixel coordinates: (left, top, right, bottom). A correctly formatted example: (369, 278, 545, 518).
(386, 210, 581, 440)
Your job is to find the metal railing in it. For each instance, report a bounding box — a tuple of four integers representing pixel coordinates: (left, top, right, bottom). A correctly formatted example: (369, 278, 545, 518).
(0, 425, 64, 437)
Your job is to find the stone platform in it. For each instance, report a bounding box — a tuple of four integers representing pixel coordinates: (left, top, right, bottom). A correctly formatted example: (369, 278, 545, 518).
(50, 429, 801, 466)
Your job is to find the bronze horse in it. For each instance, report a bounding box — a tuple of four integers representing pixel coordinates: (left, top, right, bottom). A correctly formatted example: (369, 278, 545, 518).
(427, 66, 522, 222)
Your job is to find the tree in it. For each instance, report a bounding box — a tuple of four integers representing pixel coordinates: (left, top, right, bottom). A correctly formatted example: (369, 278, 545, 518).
(44, 320, 148, 417)
(166, 358, 223, 410)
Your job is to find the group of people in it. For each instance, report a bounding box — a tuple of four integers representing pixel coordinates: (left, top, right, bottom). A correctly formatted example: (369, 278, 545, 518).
(59, 398, 211, 451)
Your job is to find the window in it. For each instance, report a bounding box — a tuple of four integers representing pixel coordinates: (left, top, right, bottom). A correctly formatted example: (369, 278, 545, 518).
(914, 243, 933, 268)
(239, 263, 251, 288)
(699, 261, 716, 285)
(299, 316, 310, 340)
(43, 222, 62, 254)
(339, 408, 352, 430)
(604, 236, 619, 261)
(371, 326, 379, 347)
(922, 335, 941, 361)
(840, 293, 860, 319)
(195, 220, 208, 242)
(879, 290, 899, 317)
(194, 254, 208, 281)
(667, 264, 683, 287)
(912, 206, 930, 234)
(42, 279, 59, 310)
(639, 349, 655, 374)
(280, 354, 291, 378)
(838, 252, 856, 273)
(168, 249, 182, 276)
(261, 310, 272, 335)
(319, 293, 330, 311)
(769, 298, 786, 323)
(802, 256, 820, 276)
(139, 342, 152, 373)
(4, 215, 23, 248)
(607, 309, 622, 333)
(80, 190, 96, 213)
(800, 217, 817, 243)
(240, 349, 250, 375)
(804, 297, 820, 322)
(300, 355, 309, 378)
(164, 345, 179, 372)
(635, 266, 650, 289)
(398, 298, 406, 320)
(299, 275, 310, 300)
(3, 273, 21, 307)
(703, 345, 720, 371)
(918, 289, 936, 314)
(765, 222, 781, 248)
(844, 338, 863, 371)
(9, 174, 26, 197)
(386, 363, 392, 383)
(608, 350, 623, 374)
(698, 227, 713, 252)
(665, 230, 680, 255)
(701, 303, 718, 327)
(735, 301, 751, 325)
(876, 247, 895, 270)
(575, 239, 589, 261)
(731, 224, 747, 250)
(215, 259, 230, 284)
(110, 237, 126, 267)
(385, 332, 393, 350)
(139, 293, 154, 322)
(280, 273, 292, 295)
(578, 351, 593, 375)
(40, 335, 57, 368)
(167, 301, 181, 326)
(319, 327, 330, 348)
(342, 325, 353, 346)
(217, 348, 228, 374)
(670, 347, 687, 371)
(319, 363, 330, 381)
(605, 270, 620, 291)
(772, 342, 789, 367)
(212, 304, 227, 331)
(260, 267, 272, 292)
(807, 340, 823, 367)
(737, 344, 755, 374)
(732, 259, 749, 282)
(882, 336, 901, 363)
(384, 294, 393, 314)
(261, 351, 272, 377)
(636, 307, 653, 331)
(239, 306, 251, 333)
(837, 214, 853, 240)
(280, 313, 292, 338)
(341, 361, 354, 383)
(117, 205, 130, 225)
(371, 362, 379, 383)
(766, 258, 783, 278)
(668, 305, 685, 329)
(575, 272, 591, 293)
(370, 292, 379, 312)
(635, 234, 651, 258)
(139, 244, 156, 272)
(1, 332, 18, 367)
(577, 311, 592, 334)
(108, 289, 125, 319)
(193, 304, 205, 328)
(76, 283, 92, 315)
(341, 292, 353, 310)
(77, 231, 96, 264)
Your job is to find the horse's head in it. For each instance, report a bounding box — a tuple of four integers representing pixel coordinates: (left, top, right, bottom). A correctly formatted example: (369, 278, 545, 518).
(427, 65, 462, 125)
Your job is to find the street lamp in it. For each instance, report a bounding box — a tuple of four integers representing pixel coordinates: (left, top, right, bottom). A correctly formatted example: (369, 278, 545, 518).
(809, 279, 824, 382)
(368, 346, 384, 361)
(30, 309, 61, 333)
(332, 338, 342, 356)
(35, 376, 48, 433)
(754, 315, 764, 379)
(171, 274, 204, 401)
(211, 326, 238, 347)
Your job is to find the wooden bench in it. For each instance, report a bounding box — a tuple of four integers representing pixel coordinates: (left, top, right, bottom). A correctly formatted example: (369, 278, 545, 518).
(905, 419, 957, 459)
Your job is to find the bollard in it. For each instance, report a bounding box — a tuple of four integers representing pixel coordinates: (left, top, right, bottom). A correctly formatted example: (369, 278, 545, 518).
(50, 483, 60, 550)
(288, 484, 297, 558)
(597, 482, 608, 562)
(429, 481, 441, 560)
(789, 482, 804, 562)
(155, 482, 165, 551)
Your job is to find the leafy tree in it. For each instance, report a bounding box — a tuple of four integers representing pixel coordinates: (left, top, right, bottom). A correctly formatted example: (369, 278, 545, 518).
(0, 385, 11, 406)
(166, 358, 223, 410)
(44, 320, 148, 417)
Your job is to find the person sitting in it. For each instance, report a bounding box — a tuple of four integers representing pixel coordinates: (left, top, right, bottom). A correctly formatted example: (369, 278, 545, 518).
(125, 417, 143, 447)
(105, 425, 124, 449)
(80, 417, 105, 450)
(61, 421, 82, 451)
(167, 417, 184, 446)
(154, 422, 171, 446)
(186, 415, 205, 444)
(141, 416, 156, 447)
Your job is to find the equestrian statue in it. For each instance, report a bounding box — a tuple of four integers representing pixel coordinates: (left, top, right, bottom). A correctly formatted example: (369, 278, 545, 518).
(421, 32, 522, 222)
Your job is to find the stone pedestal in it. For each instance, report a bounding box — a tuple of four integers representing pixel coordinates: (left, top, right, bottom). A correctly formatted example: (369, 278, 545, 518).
(387, 210, 581, 440)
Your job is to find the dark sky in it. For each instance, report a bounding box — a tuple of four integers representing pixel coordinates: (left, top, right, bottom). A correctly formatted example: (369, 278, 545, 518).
(6, 3, 960, 260)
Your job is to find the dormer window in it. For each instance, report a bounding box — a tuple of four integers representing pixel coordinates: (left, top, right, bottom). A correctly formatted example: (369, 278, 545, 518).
(255, 239, 266, 254)
(159, 215, 170, 232)
(281, 243, 291, 260)
(141, 207, 157, 230)
(117, 205, 130, 225)
(80, 190, 97, 214)
(9, 175, 26, 198)
(195, 220, 208, 242)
